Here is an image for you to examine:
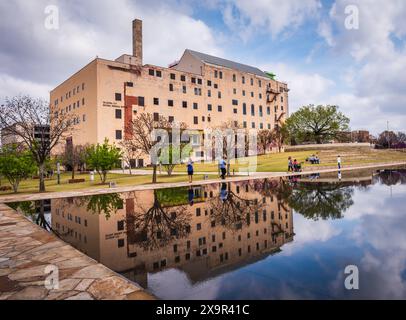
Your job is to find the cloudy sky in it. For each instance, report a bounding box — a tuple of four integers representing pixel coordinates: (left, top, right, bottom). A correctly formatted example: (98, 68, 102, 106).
(0, 0, 405, 134)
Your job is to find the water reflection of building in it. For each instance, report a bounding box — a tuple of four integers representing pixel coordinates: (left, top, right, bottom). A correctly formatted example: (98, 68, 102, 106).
(50, 180, 293, 289)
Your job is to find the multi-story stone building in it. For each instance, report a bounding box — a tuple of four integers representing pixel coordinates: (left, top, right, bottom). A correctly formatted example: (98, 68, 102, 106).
(50, 19, 289, 166)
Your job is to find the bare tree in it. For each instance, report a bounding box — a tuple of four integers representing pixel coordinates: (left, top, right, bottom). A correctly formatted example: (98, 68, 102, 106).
(212, 121, 248, 176)
(60, 143, 88, 180)
(257, 129, 273, 155)
(124, 113, 171, 183)
(118, 139, 142, 175)
(0, 95, 74, 192)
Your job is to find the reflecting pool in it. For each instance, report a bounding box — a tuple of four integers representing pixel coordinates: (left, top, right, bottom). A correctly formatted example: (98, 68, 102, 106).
(9, 167, 406, 299)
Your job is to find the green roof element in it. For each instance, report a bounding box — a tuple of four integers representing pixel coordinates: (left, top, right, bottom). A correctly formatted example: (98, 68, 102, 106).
(265, 72, 276, 80)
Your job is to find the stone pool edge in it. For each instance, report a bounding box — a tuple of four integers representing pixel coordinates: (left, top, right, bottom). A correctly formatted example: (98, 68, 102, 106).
(0, 203, 156, 300)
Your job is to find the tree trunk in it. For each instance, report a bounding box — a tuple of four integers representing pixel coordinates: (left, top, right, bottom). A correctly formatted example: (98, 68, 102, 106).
(152, 165, 157, 183)
(39, 163, 46, 192)
(12, 180, 19, 193)
(102, 171, 107, 184)
(72, 167, 75, 180)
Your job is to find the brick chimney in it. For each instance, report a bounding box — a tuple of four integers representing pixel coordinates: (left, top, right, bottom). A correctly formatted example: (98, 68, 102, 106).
(132, 19, 143, 65)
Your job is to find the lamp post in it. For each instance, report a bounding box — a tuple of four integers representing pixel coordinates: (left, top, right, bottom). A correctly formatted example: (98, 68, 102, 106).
(57, 162, 60, 185)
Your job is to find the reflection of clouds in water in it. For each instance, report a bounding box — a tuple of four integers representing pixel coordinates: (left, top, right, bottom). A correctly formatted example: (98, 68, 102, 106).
(328, 183, 406, 299)
(281, 213, 342, 256)
(148, 268, 222, 300)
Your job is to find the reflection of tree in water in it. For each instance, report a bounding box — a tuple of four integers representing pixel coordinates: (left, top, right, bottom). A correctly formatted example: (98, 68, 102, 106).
(289, 182, 354, 220)
(208, 182, 266, 230)
(126, 190, 192, 251)
(249, 177, 354, 221)
(84, 193, 123, 220)
(9, 200, 54, 232)
(374, 169, 406, 186)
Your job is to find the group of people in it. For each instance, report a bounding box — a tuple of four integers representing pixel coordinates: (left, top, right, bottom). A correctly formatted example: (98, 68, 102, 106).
(307, 154, 320, 164)
(187, 156, 228, 183)
(288, 157, 302, 172)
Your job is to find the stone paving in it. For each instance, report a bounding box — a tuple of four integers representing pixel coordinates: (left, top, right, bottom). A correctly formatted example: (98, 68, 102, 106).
(0, 203, 155, 300)
(0, 162, 405, 204)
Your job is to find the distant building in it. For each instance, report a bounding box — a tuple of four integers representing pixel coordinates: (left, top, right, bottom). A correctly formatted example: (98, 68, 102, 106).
(351, 130, 370, 143)
(1, 123, 50, 147)
(50, 19, 289, 166)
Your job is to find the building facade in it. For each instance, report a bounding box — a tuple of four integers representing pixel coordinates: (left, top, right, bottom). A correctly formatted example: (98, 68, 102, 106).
(50, 19, 289, 166)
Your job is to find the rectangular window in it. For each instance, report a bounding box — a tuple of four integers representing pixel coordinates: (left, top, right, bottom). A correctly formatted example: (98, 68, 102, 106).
(194, 116, 198, 125)
(233, 74, 236, 82)
(191, 77, 196, 84)
(207, 80, 212, 86)
(183, 86, 187, 94)
(233, 108, 237, 114)
(214, 83, 218, 89)
(116, 130, 122, 140)
(219, 71, 223, 79)
(218, 91, 221, 99)
(82, 98, 85, 106)
(218, 105, 222, 112)
(115, 109, 122, 119)
(242, 90, 246, 96)
(197, 78, 202, 85)
(117, 220, 124, 231)
(214, 70, 218, 78)
(267, 107, 270, 115)
(138, 96, 145, 106)
(156, 70, 162, 77)
(118, 239, 124, 248)
(260, 123, 264, 129)
(243, 103, 247, 115)
(232, 99, 238, 106)
(126, 82, 133, 87)
(208, 90, 211, 97)
(170, 73, 176, 80)
(182, 101, 187, 108)
(193, 102, 198, 110)
(181, 75, 186, 81)
(169, 83, 174, 91)
(242, 76, 245, 84)
(251, 122, 256, 129)
(168, 100, 174, 107)
(154, 98, 159, 105)
(149, 69, 155, 76)
(169, 116, 174, 123)
(243, 121, 247, 128)
(251, 104, 255, 116)
(259, 105, 263, 117)
(208, 104, 212, 111)
(153, 113, 159, 121)
(115, 93, 122, 101)
(250, 78, 254, 85)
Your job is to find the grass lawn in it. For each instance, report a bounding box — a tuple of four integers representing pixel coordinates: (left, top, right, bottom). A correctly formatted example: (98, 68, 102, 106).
(0, 172, 218, 196)
(150, 147, 406, 173)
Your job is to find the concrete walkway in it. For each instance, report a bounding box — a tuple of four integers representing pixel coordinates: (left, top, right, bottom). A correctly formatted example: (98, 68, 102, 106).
(0, 161, 405, 204)
(0, 203, 155, 300)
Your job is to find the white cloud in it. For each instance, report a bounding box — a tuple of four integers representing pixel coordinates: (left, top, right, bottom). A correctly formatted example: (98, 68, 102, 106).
(0, 0, 222, 100)
(222, 0, 322, 39)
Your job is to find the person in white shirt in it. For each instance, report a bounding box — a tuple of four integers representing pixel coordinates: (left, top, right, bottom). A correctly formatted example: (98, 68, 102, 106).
(337, 155, 342, 169)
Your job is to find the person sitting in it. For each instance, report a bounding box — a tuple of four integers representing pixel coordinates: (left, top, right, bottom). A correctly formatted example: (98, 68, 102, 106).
(293, 159, 302, 172)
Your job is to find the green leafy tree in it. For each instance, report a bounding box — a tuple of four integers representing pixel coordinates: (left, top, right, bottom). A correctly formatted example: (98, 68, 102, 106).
(86, 193, 124, 220)
(85, 139, 122, 183)
(0, 145, 37, 193)
(159, 143, 192, 176)
(285, 105, 350, 144)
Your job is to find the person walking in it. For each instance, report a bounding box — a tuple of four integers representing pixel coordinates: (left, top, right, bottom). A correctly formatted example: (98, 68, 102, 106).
(187, 158, 194, 183)
(337, 155, 342, 170)
(219, 156, 227, 179)
(288, 157, 293, 172)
